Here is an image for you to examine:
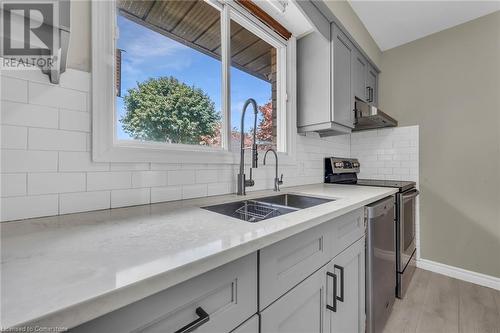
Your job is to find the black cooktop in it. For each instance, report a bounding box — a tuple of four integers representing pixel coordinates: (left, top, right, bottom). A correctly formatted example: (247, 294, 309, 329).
(355, 179, 416, 192)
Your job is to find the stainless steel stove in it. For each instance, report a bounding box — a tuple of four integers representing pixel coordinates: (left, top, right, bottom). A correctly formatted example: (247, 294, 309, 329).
(324, 157, 419, 332)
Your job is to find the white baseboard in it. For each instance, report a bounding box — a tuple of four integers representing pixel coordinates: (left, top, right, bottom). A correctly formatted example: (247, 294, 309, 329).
(417, 258, 500, 291)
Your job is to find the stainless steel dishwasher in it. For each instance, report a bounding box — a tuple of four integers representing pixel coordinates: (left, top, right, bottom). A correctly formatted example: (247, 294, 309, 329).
(366, 196, 396, 333)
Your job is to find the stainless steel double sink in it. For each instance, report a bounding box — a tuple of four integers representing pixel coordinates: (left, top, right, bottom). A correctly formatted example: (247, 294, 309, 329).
(202, 194, 334, 223)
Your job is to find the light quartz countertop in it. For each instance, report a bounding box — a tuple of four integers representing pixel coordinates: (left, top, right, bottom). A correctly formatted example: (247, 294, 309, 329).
(1, 183, 398, 329)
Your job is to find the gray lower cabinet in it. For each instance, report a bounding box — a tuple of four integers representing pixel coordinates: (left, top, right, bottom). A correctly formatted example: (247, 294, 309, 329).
(327, 237, 366, 333)
(69, 208, 366, 333)
(260, 264, 328, 333)
(260, 236, 365, 333)
(259, 207, 364, 310)
(231, 315, 259, 333)
(70, 253, 257, 333)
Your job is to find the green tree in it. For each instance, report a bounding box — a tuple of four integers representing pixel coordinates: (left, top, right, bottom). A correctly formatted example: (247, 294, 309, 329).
(121, 76, 220, 144)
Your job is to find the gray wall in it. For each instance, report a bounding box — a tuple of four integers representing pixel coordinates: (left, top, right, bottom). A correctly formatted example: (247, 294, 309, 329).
(379, 11, 500, 278)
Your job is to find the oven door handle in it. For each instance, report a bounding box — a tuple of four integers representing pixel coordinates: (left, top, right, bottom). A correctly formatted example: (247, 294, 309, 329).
(402, 189, 419, 200)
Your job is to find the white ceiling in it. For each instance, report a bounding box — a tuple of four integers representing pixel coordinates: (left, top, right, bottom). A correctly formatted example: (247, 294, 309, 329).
(349, 1, 500, 51)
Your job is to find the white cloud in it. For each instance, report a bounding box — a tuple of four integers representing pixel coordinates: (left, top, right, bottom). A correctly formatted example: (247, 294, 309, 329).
(118, 18, 193, 77)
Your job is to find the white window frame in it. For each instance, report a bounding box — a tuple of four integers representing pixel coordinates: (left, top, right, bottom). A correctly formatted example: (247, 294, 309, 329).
(92, 0, 296, 164)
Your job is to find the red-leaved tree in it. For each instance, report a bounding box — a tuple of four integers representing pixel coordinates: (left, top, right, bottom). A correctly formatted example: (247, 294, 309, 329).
(256, 101, 273, 143)
(200, 100, 274, 148)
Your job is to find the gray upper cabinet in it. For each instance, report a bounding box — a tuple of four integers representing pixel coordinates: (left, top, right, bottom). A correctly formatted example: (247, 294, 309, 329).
(297, 24, 354, 136)
(332, 24, 355, 128)
(297, 29, 331, 129)
(296, 0, 380, 136)
(366, 64, 378, 107)
(352, 49, 368, 102)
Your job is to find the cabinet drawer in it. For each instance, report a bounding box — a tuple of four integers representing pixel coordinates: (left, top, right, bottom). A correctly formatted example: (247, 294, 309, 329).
(71, 253, 257, 333)
(330, 207, 365, 259)
(259, 222, 331, 310)
(259, 208, 364, 309)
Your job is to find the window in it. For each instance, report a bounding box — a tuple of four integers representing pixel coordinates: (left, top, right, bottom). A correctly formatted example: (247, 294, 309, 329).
(92, 0, 291, 163)
(116, 0, 222, 147)
(230, 19, 277, 151)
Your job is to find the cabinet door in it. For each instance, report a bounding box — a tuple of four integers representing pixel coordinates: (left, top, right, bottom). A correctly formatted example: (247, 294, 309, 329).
(366, 65, 378, 106)
(352, 50, 368, 102)
(231, 315, 259, 333)
(297, 30, 331, 128)
(261, 266, 328, 333)
(327, 237, 365, 333)
(332, 24, 354, 128)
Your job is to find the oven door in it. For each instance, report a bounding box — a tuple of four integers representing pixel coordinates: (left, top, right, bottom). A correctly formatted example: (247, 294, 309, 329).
(397, 188, 419, 272)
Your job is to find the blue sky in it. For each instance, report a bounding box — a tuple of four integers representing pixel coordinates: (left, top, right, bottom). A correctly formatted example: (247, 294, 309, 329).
(116, 15, 272, 141)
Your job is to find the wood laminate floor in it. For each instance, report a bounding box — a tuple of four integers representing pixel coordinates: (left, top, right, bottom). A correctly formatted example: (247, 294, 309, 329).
(383, 269, 500, 333)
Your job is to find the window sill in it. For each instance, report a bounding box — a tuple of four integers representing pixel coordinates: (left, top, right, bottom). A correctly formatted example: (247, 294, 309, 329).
(92, 140, 296, 166)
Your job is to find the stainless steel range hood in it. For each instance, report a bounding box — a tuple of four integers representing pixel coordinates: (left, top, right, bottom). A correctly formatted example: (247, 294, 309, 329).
(353, 99, 397, 131)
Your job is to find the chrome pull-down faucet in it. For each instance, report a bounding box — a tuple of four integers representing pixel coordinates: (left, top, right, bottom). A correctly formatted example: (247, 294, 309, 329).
(237, 98, 259, 195)
(263, 148, 283, 191)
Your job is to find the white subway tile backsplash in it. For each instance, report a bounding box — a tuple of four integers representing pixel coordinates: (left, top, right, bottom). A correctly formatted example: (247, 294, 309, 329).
(195, 169, 218, 184)
(28, 128, 87, 151)
(393, 154, 410, 161)
(217, 168, 235, 183)
(28, 82, 87, 111)
(1, 195, 58, 221)
(1, 76, 27, 103)
(2, 150, 58, 173)
(87, 172, 131, 191)
(28, 173, 86, 195)
(393, 168, 410, 175)
(60, 191, 110, 214)
(207, 183, 233, 196)
(150, 163, 182, 171)
(111, 188, 150, 208)
(1, 174, 26, 197)
(110, 163, 150, 171)
(59, 152, 109, 172)
(352, 126, 419, 184)
(151, 186, 182, 203)
(132, 171, 168, 188)
(59, 109, 91, 132)
(168, 170, 195, 186)
(1, 125, 27, 149)
(182, 184, 207, 199)
(1, 101, 59, 128)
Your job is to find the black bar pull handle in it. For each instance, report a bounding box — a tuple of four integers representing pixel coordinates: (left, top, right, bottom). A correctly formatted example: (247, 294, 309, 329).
(334, 264, 345, 302)
(174, 307, 210, 333)
(326, 271, 337, 312)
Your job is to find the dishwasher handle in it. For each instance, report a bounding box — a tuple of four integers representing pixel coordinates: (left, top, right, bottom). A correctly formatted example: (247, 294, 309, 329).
(401, 189, 419, 200)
